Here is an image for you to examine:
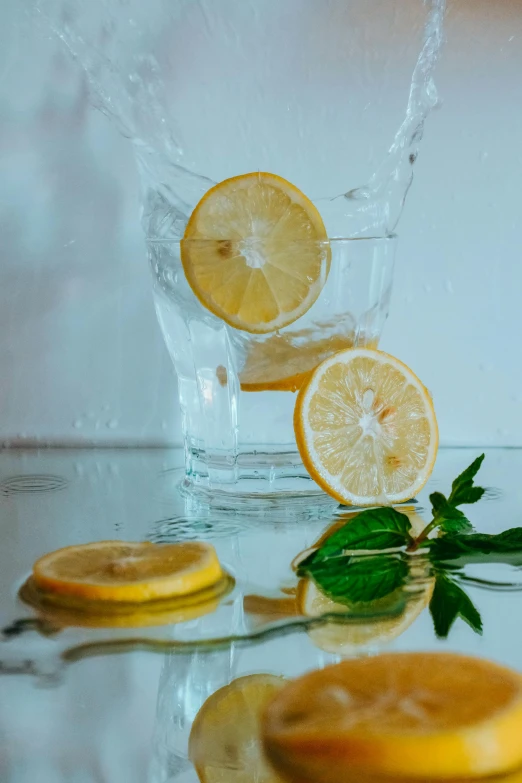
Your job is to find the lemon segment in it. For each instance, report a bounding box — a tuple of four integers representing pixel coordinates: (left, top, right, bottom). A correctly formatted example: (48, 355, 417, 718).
(32, 540, 224, 603)
(262, 653, 522, 782)
(189, 674, 285, 783)
(294, 348, 438, 505)
(182, 172, 330, 334)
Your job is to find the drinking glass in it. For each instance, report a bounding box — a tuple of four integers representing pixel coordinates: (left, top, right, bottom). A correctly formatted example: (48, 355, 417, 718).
(149, 235, 396, 501)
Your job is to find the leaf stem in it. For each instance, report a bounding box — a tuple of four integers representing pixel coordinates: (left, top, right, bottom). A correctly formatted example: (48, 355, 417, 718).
(407, 516, 441, 552)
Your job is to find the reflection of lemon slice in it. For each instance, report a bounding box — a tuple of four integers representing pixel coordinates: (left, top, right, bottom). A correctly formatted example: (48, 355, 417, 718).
(240, 332, 365, 392)
(33, 541, 224, 603)
(19, 574, 231, 629)
(189, 674, 285, 783)
(294, 349, 438, 505)
(262, 653, 522, 782)
(297, 577, 432, 655)
(181, 172, 330, 334)
(294, 508, 431, 654)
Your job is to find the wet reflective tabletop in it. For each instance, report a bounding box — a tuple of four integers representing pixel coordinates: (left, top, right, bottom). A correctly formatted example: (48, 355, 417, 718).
(1, 447, 521, 782)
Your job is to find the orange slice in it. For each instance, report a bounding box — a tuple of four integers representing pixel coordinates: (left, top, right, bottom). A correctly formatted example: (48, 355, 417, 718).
(294, 348, 438, 505)
(189, 674, 285, 783)
(181, 172, 330, 334)
(32, 540, 224, 603)
(262, 653, 522, 782)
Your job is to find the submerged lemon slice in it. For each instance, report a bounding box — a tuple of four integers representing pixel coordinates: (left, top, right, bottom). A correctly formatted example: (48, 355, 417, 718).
(262, 653, 522, 782)
(182, 172, 330, 334)
(32, 540, 224, 603)
(239, 331, 366, 392)
(189, 674, 285, 783)
(294, 348, 438, 505)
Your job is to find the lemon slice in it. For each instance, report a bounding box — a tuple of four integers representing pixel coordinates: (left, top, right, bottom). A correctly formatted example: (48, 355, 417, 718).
(239, 332, 365, 392)
(181, 172, 330, 334)
(32, 540, 224, 603)
(19, 572, 230, 628)
(294, 348, 438, 505)
(189, 674, 285, 783)
(262, 653, 522, 782)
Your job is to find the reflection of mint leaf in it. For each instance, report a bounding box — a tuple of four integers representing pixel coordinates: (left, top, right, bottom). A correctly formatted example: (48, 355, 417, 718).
(428, 493, 473, 534)
(429, 573, 483, 638)
(428, 528, 522, 564)
(306, 554, 409, 605)
(319, 508, 413, 553)
(448, 453, 486, 507)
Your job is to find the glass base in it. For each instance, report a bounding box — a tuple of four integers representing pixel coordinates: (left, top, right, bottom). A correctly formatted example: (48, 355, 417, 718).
(181, 445, 337, 510)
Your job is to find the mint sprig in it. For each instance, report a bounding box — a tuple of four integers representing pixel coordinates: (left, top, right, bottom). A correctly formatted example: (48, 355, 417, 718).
(302, 553, 409, 605)
(296, 455, 522, 639)
(412, 454, 485, 546)
(296, 507, 413, 574)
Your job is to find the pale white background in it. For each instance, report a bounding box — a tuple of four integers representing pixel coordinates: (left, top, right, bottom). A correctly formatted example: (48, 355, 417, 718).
(1, 0, 521, 448)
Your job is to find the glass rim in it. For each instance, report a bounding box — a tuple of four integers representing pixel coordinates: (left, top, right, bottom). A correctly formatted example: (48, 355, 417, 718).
(147, 234, 398, 245)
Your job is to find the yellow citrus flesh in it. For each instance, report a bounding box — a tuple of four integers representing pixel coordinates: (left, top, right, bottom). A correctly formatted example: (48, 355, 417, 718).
(182, 172, 330, 334)
(262, 653, 522, 782)
(240, 332, 378, 392)
(189, 674, 286, 783)
(32, 541, 224, 603)
(294, 349, 438, 505)
(19, 573, 230, 628)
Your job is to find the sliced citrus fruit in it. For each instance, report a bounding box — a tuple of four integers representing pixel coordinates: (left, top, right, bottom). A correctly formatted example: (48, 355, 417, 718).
(294, 348, 438, 505)
(189, 674, 285, 783)
(20, 570, 231, 628)
(181, 172, 330, 334)
(240, 332, 368, 392)
(32, 540, 224, 603)
(262, 653, 522, 782)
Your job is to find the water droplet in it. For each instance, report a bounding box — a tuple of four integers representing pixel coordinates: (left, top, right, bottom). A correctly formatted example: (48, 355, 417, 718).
(479, 150, 489, 163)
(73, 419, 83, 430)
(444, 280, 454, 295)
(423, 283, 432, 294)
(107, 419, 119, 429)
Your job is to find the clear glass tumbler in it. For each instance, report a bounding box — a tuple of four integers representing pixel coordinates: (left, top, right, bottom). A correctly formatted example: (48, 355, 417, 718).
(149, 235, 396, 502)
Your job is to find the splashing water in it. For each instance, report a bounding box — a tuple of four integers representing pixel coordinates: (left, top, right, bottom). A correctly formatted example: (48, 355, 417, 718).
(33, 0, 445, 238)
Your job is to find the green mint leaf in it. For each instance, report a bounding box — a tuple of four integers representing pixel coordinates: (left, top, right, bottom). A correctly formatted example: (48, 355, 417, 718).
(429, 573, 483, 638)
(313, 508, 413, 558)
(428, 528, 522, 565)
(307, 553, 409, 605)
(447, 453, 486, 507)
(295, 550, 319, 576)
(429, 492, 473, 535)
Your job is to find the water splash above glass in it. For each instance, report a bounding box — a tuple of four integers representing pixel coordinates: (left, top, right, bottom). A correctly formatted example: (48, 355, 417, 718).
(33, 0, 445, 240)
